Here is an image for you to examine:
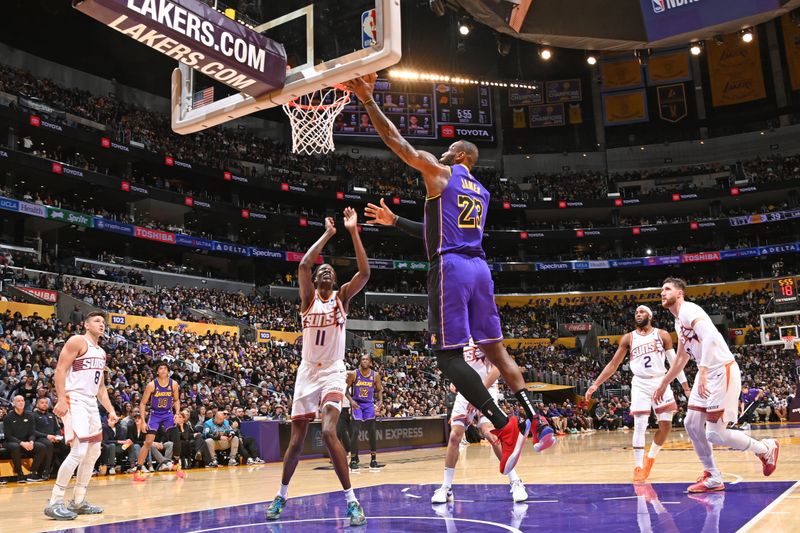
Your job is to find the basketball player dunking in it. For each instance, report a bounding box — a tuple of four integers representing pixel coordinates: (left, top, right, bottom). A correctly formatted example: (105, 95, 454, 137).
(266, 208, 370, 526)
(353, 119, 555, 476)
(346, 353, 383, 470)
(432, 340, 529, 504)
(655, 277, 779, 492)
(45, 311, 117, 521)
(586, 305, 690, 483)
(133, 362, 181, 481)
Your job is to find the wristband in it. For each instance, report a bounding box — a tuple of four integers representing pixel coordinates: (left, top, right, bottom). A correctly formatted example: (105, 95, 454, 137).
(363, 98, 375, 106)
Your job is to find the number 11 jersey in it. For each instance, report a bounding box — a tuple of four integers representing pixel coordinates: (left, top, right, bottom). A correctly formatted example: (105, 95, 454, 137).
(301, 290, 347, 366)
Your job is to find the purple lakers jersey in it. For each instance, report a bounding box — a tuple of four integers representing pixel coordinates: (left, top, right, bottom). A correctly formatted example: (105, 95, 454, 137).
(424, 164, 489, 260)
(353, 369, 375, 404)
(151, 378, 173, 413)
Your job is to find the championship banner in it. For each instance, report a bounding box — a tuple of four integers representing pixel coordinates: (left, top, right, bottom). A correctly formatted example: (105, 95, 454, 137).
(657, 83, 688, 122)
(508, 86, 543, 106)
(600, 58, 644, 92)
(707, 32, 767, 107)
(568, 103, 583, 124)
(646, 51, 691, 86)
(0, 301, 56, 318)
(495, 279, 772, 307)
(781, 14, 800, 91)
(602, 89, 648, 125)
(256, 329, 302, 345)
(545, 79, 582, 103)
(17, 287, 58, 303)
(528, 103, 565, 128)
(108, 313, 239, 336)
(73, 0, 287, 98)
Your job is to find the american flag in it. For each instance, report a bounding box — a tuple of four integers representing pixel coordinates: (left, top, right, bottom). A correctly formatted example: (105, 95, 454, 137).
(192, 86, 214, 109)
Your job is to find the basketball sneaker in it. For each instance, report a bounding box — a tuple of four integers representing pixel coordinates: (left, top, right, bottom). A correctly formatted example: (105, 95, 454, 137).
(687, 471, 724, 493)
(346, 501, 367, 526)
(266, 496, 286, 520)
(641, 456, 655, 480)
(43, 502, 77, 521)
(369, 459, 380, 469)
(431, 485, 454, 504)
(132, 469, 147, 482)
(68, 500, 104, 514)
(529, 415, 555, 452)
(510, 480, 528, 503)
(491, 416, 530, 475)
(757, 439, 779, 476)
(349, 458, 360, 471)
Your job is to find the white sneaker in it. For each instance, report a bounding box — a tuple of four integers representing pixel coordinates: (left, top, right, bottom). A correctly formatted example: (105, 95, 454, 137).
(108, 467, 116, 475)
(158, 462, 171, 472)
(431, 485, 454, 504)
(510, 480, 528, 502)
(228, 458, 238, 467)
(146, 465, 155, 473)
(247, 458, 255, 465)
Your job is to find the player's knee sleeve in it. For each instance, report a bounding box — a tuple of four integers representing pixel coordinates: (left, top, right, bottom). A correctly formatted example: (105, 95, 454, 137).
(436, 349, 461, 374)
(69, 440, 90, 460)
(657, 410, 675, 423)
(632, 415, 648, 448)
(705, 419, 725, 446)
(86, 441, 102, 463)
(437, 349, 490, 402)
(684, 410, 705, 440)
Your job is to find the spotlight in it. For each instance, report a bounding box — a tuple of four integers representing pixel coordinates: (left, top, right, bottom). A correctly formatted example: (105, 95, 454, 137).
(540, 48, 552, 60)
(690, 43, 702, 56)
(741, 28, 754, 43)
(458, 18, 472, 36)
(586, 54, 597, 65)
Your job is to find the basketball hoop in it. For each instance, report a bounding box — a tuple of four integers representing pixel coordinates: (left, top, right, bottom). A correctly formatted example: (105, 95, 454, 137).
(282, 85, 351, 155)
(782, 335, 797, 350)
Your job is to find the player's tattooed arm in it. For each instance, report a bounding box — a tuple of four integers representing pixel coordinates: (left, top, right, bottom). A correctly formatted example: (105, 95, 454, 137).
(346, 74, 449, 196)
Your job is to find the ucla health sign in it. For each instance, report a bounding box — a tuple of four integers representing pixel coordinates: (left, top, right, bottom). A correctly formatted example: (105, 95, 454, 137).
(641, 0, 779, 41)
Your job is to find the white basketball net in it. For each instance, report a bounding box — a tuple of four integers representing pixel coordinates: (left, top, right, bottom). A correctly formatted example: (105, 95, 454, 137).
(282, 87, 351, 155)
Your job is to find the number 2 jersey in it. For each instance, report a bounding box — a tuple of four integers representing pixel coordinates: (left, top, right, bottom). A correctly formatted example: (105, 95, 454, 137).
(424, 163, 490, 261)
(301, 290, 347, 366)
(66, 336, 107, 398)
(629, 327, 687, 381)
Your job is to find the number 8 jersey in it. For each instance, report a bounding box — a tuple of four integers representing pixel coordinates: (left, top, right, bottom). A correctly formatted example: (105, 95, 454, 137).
(629, 328, 667, 378)
(301, 290, 347, 366)
(66, 337, 107, 398)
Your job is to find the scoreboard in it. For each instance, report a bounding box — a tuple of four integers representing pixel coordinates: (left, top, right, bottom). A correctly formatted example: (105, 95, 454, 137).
(773, 277, 798, 305)
(334, 78, 495, 142)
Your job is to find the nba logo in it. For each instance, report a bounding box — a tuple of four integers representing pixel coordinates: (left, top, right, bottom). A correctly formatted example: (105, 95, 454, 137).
(652, 0, 665, 13)
(111, 316, 126, 325)
(361, 9, 377, 48)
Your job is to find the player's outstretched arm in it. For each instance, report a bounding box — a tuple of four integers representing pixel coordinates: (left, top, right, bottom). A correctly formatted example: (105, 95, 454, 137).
(585, 334, 630, 401)
(298, 217, 336, 312)
(53, 336, 85, 418)
(365, 198, 424, 238)
(338, 207, 370, 308)
(345, 75, 449, 196)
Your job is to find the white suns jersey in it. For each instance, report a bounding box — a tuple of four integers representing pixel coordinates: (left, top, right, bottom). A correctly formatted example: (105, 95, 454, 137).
(629, 328, 667, 378)
(675, 300, 734, 370)
(301, 291, 347, 365)
(463, 342, 497, 392)
(65, 336, 107, 397)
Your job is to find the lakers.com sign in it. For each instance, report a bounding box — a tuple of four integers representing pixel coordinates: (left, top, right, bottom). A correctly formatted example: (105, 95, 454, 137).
(74, 0, 286, 98)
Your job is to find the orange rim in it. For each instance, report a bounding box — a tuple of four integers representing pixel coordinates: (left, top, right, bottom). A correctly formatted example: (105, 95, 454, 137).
(285, 84, 351, 110)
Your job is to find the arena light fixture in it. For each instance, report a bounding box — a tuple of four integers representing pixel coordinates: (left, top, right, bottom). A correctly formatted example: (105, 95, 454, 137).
(741, 28, 754, 43)
(690, 43, 703, 56)
(539, 48, 552, 60)
(458, 18, 472, 36)
(388, 69, 538, 89)
(586, 55, 597, 65)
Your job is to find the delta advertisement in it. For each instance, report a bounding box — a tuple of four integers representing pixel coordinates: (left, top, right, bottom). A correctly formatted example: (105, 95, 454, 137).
(73, 0, 286, 98)
(108, 313, 239, 336)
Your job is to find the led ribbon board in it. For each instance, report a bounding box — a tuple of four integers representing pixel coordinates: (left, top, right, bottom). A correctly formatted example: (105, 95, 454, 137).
(73, 0, 287, 98)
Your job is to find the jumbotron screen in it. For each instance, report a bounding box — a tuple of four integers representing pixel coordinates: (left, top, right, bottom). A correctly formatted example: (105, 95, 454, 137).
(640, 0, 780, 41)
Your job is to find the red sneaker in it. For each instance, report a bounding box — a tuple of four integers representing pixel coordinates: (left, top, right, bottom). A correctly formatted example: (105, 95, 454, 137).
(758, 439, 779, 477)
(132, 469, 147, 483)
(491, 416, 530, 475)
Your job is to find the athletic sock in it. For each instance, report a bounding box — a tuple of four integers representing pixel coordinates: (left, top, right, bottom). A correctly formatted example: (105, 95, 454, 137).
(634, 448, 645, 468)
(443, 467, 455, 488)
(648, 443, 662, 459)
(278, 483, 289, 499)
(343, 488, 357, 504)
(49, 484, 67, 506)
(514, 390, 537, 422)
(507, 469, 521, 483)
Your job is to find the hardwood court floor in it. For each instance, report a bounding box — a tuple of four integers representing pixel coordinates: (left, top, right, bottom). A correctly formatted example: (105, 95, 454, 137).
(4, 426, 799, 532)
